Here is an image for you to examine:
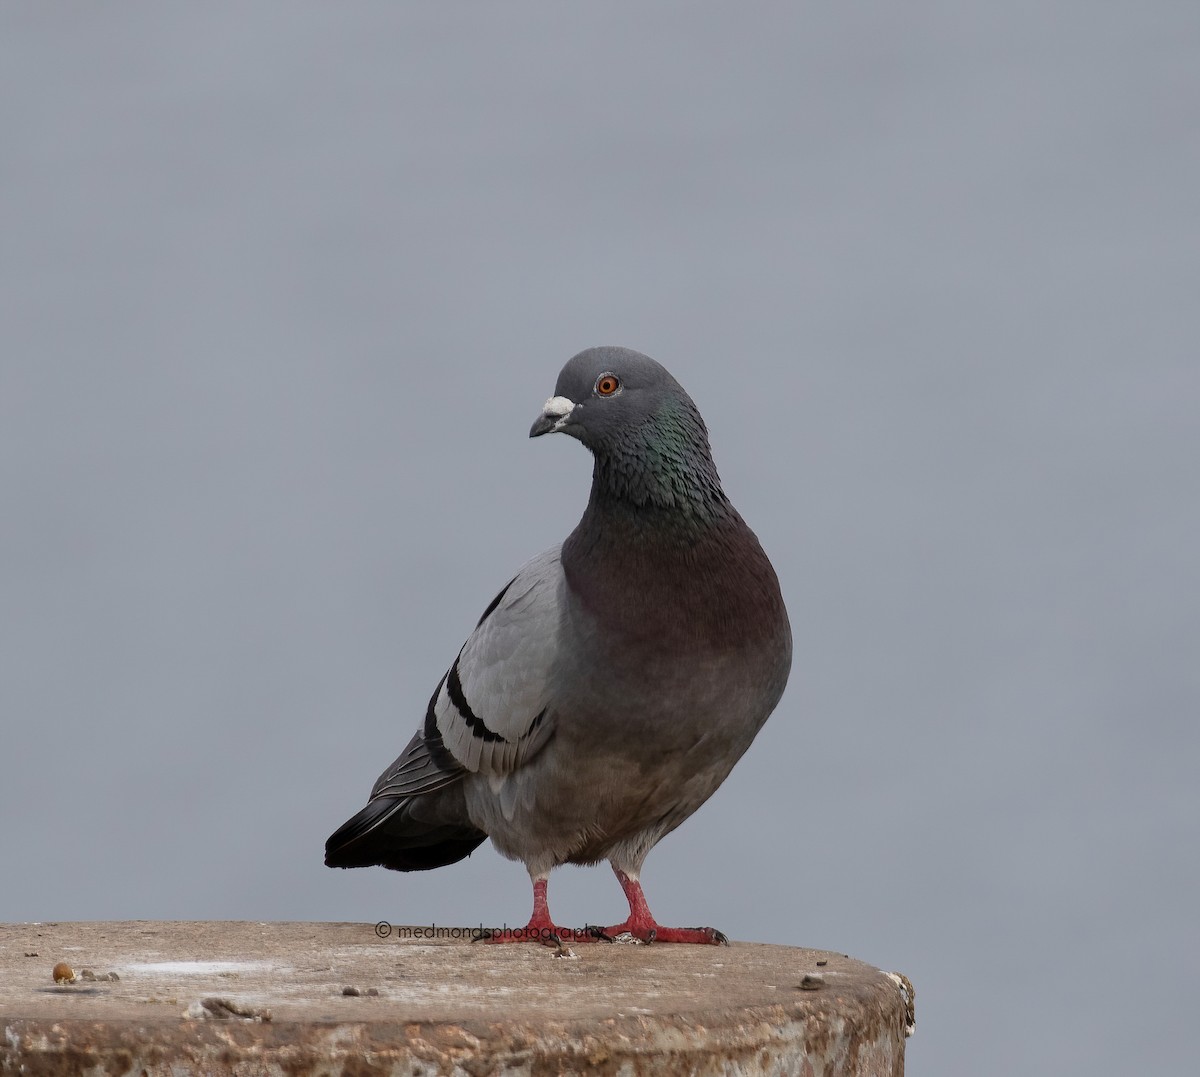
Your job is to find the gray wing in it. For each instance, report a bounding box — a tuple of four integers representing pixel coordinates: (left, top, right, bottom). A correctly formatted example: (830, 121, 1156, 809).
(436, 545, 563, 774)
(370, 546, 562, 797)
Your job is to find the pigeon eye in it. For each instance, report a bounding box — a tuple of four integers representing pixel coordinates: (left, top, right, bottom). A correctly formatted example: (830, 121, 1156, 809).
(595, 373, 621, 397)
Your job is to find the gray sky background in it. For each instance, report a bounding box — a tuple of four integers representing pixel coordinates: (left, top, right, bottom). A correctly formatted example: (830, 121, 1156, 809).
(2, 4, 1197, 1074)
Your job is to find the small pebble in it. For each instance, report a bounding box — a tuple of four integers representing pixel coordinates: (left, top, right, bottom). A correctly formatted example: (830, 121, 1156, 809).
(816, 959, 828, 966)
(798, 973, 825, 990)
(365, 987, 380, 997)
(341, 985, 361, 996)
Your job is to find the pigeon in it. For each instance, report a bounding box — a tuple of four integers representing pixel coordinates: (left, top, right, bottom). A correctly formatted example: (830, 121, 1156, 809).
(325, 347, 791, 944)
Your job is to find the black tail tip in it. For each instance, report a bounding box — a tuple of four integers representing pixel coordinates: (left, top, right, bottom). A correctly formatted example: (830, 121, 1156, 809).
(323, 799, 487, 873)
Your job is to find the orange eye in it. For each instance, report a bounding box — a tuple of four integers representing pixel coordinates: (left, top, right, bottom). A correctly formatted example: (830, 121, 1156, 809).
(595, 373, 621, 396)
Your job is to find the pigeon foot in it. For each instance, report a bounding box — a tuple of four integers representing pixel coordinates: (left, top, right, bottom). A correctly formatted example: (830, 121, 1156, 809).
(479, 876, 608, 945)
(598, 917, 728, 945)
(605, 867, 729, 945)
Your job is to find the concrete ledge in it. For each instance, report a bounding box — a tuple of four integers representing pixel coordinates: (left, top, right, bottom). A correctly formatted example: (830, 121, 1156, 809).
(1, 921, 910, 1075)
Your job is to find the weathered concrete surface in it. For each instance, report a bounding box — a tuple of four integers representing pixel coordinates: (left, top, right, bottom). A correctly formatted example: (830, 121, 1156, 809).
(1, 921, 910, 1076)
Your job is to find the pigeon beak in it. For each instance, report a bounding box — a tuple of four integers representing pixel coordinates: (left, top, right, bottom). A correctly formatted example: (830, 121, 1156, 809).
(530, 396, 576, 438)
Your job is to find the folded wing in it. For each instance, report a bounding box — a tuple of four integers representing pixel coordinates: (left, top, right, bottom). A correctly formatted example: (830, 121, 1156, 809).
(325, 546, 563, 871)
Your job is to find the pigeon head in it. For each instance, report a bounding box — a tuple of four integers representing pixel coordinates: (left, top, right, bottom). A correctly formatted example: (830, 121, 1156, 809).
(531, 346, 727, 517)
(530, 347, 687, 445)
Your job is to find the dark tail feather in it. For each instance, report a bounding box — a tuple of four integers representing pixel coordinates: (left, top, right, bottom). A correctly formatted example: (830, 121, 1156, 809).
(324, 790, 486, 872)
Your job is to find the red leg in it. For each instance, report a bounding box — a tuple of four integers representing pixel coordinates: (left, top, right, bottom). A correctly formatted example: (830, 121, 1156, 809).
(483, 876, 599, 945)
(602, 868, 728, 945)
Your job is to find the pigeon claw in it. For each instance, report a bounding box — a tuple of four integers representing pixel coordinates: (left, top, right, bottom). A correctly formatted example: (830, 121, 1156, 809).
(599, 920, 727, 945)
(647, 925, 728, 945)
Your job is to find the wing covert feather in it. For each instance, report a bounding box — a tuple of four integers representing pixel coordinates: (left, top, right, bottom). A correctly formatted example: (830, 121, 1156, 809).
(432, 546, 563, 774)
